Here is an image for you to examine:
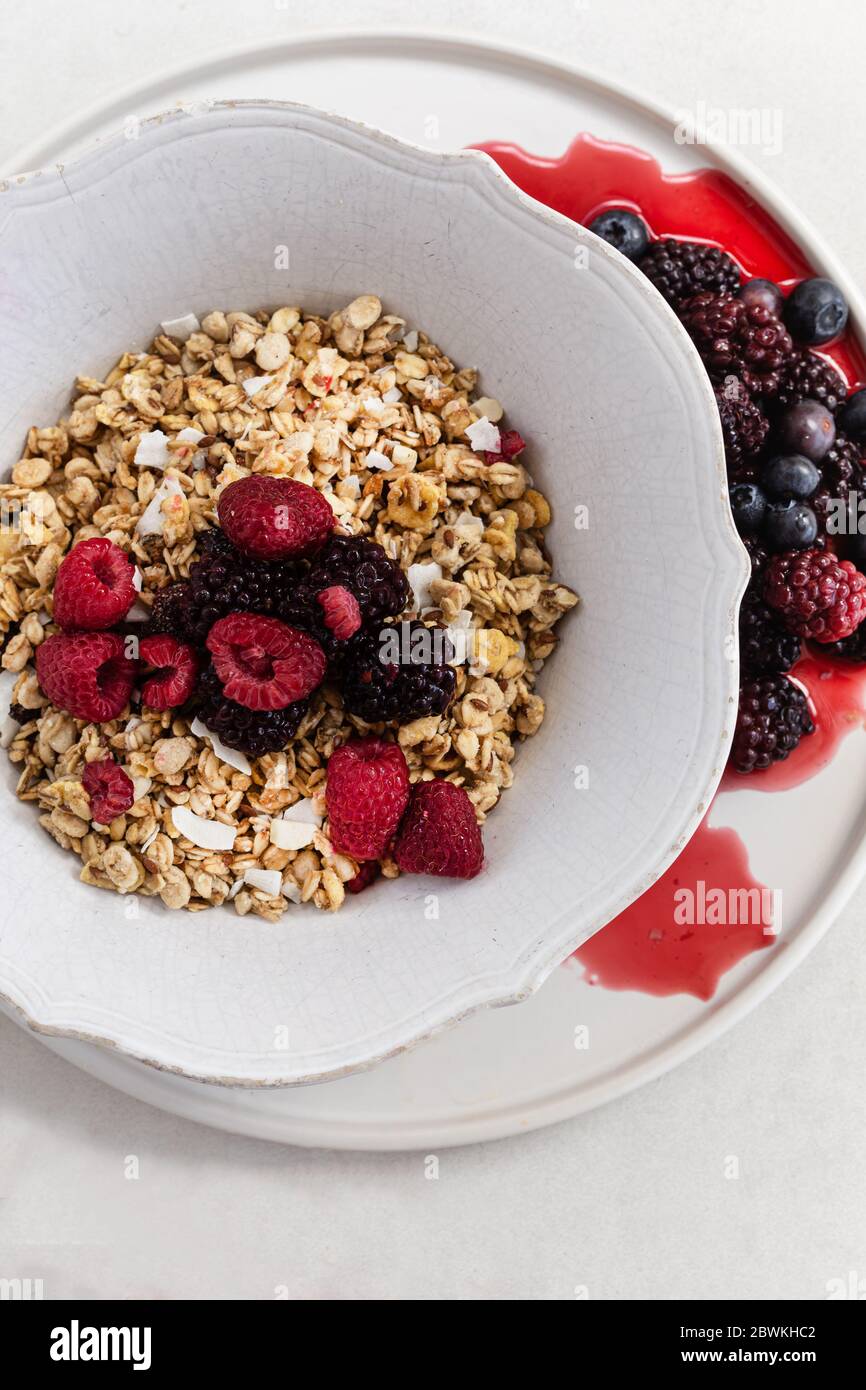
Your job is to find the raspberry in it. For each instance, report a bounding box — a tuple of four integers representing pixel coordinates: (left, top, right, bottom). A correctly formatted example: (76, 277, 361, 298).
(206, 613, 326, 710)
(148, 529, 305, 647)
(729, 676, 814, 773)
(82, 757, 135, 824)
(340, 621, 456, 724)
(393, 779, 484, 879)
(739, 590, 801, 676)
(53, 537, 137, 631)
(317, 586, 362, 640)
(764, 548, 866, 642)
(774, 351, 848, 414)
(139, 634, 198, 710)
(302, 535, 410, 628)
(715, 381, 770, 476)
(483, 429, 526, 464)
(196, 664, 308, 756)
(345, 861, 379, 894)
(640, 239, 741, 308)
(325, 736, 410, 861)
(217, 476, 333, 560)
(36, 632, 136, 722)
(679, 292, 794, 397)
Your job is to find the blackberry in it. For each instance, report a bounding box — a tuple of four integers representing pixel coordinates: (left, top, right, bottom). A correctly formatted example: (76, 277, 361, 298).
(730, 676, 814, 773)
(196, 664, 308, 756)
(148, 527, 305, 647)
(774, 351, 847, 414)
(303, 535, 410, 627)
(679, 292, 793, 397)
(741, 534, 770, 580)
(826, 620, 866, 662)
(738, 590, 801, 676)
(811, 435, 863, 535)
(715, 381, 770, 475)
(639, 239, 741, 308)
(340, 621, 456, 724)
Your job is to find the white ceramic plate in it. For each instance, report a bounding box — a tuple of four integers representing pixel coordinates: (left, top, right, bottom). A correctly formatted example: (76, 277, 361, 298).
(4, 31, 866, 1147)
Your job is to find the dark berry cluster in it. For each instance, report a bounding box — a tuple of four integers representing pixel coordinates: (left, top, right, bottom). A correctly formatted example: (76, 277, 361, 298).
(340, 622, 457, 724)
(730, 676, 815, 774)
(639, 239, 741, 307)
(149, 523, 454, 750)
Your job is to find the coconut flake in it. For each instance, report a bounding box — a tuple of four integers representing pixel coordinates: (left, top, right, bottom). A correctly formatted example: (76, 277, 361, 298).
(132, 566, 143, 592)
(242, 373, 275, 398)
(365, 448, 392, 471)
(339, 475, 361, 499)
(134, 429, 172, 470)
(407, 561, 443, 612)
(402, 330, 419, 352)
(455, 510, 485, 535)
(227, 879, 244, 900)
(382, 387, 402, 404)
(444, 610, 474, 666)
(126, 598, 151, 623)
(242, 868, 283, 898)
(135, 476, 184, 537)
(283, 797, 324, 827)
(176, 426, 205, 445)
(160, 312, 200, 339)
(282, 878, 302, 904)
(170, 805, 236, 851)
(1, 714, 21, 748)
(190, 717, 252, 775)
(269, 820, 317, 851)
(140, 826, 159, 853)
(362, 396, 385, 419)
(465, 417, 501, 453)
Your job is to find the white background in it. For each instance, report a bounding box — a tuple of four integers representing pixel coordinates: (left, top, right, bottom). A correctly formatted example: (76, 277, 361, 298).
(2, 0, 866, 1301)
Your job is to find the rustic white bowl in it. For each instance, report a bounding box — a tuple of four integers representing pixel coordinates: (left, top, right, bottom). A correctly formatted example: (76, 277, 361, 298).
(0, 102, 747, 1085)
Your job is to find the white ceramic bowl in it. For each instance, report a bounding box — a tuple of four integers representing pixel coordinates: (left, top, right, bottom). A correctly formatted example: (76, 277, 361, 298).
(0, 101, 748, 1085)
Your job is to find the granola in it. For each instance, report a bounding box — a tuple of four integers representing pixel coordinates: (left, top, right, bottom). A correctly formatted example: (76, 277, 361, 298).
(1, 296, 577, 917)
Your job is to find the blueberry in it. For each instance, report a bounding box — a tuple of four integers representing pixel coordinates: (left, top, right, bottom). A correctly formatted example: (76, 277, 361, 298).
(730, 481, 767, 534)
(759, 453, 820, 500)
(840, 387, 866, 443)
(764, 498, 818, 551)
(784, 277, 849, 345)
(738, 278, 784, 317)
(587, 209, 649, 262)
(776, 399, 836, 462)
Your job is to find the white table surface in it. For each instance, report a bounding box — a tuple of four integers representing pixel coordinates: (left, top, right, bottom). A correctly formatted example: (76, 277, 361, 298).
(2, 0, 866, 1302)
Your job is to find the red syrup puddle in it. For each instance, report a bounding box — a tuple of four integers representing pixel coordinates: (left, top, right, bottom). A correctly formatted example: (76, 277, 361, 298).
(470, 133, 866, 998)
(576, 814, 773, 1002)
(721, 653, 866, 793)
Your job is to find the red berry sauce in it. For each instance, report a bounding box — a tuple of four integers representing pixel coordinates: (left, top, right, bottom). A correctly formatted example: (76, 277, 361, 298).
(473, 133, 866, 998)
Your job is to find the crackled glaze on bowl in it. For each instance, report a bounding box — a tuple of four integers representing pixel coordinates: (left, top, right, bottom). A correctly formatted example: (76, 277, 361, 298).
(0, 101, 747, 1084)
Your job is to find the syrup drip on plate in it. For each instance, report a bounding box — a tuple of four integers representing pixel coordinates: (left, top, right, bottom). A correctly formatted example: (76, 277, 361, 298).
(473, 133, 866, 998)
